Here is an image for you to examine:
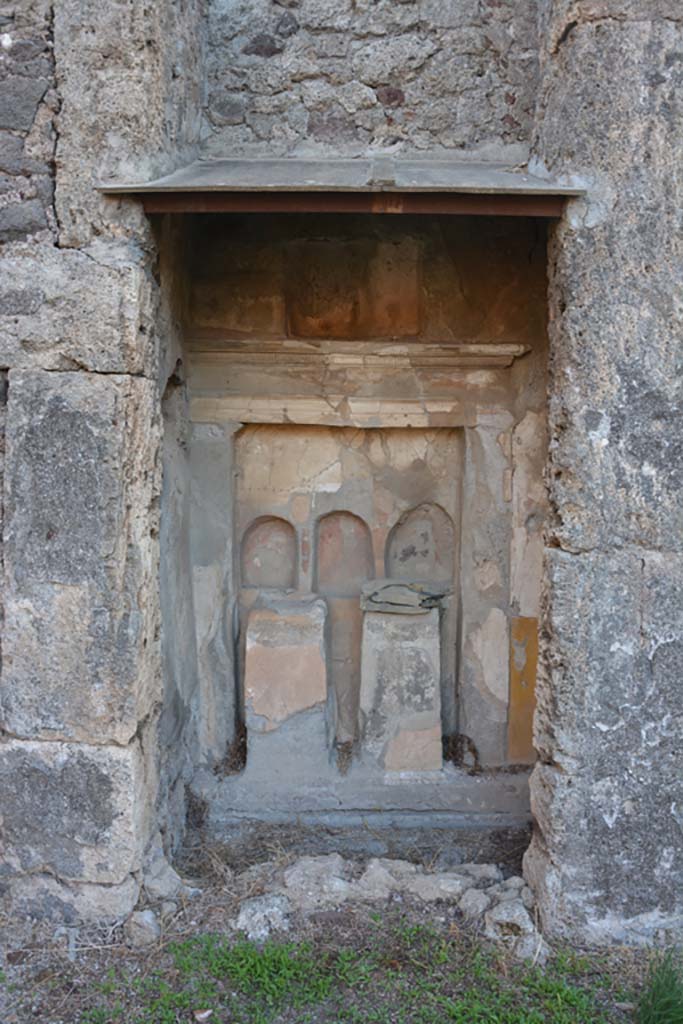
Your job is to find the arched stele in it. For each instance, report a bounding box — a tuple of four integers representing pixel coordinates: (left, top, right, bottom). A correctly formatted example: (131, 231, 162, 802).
(314, 511, 374, 750)
(385, 503, 454, 582)
(241, 516, 297, 590)
(315, 511, 374, 597)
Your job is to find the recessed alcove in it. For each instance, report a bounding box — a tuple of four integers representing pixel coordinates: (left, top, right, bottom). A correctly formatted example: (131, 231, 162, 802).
(155, 202, 548, 834)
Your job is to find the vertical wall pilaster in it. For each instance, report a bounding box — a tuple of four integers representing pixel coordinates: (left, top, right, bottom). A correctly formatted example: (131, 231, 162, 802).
(527, 0, 683, 942)
(0, 0, 206, 921)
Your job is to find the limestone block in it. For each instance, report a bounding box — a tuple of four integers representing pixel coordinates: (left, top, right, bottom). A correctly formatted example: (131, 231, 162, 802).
(1, 874, 140, 924)
(360, 609, 442, 772)
(535, 14, 683, 554)
(0, 738, 151, 886)
(53, 0, 204, 247)
(526, 550, 683, 943)
(244, 598, 327, 734)
(0, 243, 157, 375)
(1, 370, 161, 744)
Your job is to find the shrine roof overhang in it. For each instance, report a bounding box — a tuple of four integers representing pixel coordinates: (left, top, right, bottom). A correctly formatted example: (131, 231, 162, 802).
(98, 156, 583, 218)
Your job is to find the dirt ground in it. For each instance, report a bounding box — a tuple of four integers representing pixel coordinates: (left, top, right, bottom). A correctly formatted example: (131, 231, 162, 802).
(0, 826, 648, 1024)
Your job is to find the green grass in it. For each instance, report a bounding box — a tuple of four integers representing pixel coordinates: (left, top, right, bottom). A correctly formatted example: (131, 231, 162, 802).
(636, 949, 683, 1024)
(74, 920, 632, 1024)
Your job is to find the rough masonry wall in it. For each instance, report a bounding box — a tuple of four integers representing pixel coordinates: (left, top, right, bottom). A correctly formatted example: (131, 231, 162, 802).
(202, 0, 539, 159)
(526, 0, 683, 944)
(0, 0, 205, 922)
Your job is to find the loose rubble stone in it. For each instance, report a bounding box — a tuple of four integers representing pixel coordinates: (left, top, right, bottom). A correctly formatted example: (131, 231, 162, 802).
(124, 910, 161, 948)
(283, 855, 354, 910)
(459, 888, 491, 918)
(406, 873, 468, 903)
(356, 860, 397, 900)
(483, 897, 550, 961)
(484, 899, 535, 941)
(459, 864, 503, 883)
(502, 876, 525, 891)
(144, 836, 186, 902)
(234, 894, 291, 942)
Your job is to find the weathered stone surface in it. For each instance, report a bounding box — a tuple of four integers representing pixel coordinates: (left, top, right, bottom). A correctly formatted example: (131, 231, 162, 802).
(0, 244, 157, 374)
(460, 864, 503, 883)
(484, 899, 534, 940)
(356, 860, 398, 900)
(0, 199, 47, 242)
(1, 873, 140, 924)
(143, 834, 186, 902)
(526, 549, 683, 943)
(124, 910, 161, 948)
(484, 899, 549, 963)
(0, 738, 151, 886)
(283, 855, 353, 910)
(459, 888, 491, 918)
(53, 0, 204, 248)
(459, 420, 513, 768)
(1, 370, 161, 744)
(539, 24, 683, 924)
(0, 75, 48, 132)
(234, 894, 291, 941)
(535, 13, 683, 555)
(202, 0, 538, 158)
(360, 609, 442, 772)
(406, 872, 467, 903)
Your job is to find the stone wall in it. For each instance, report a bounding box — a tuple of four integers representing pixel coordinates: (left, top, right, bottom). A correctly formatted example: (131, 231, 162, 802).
(1, 0, 682, 946)
(0, 0, 205, 922)
(201, 0, 539, 160)
(525, 0, 683, 944)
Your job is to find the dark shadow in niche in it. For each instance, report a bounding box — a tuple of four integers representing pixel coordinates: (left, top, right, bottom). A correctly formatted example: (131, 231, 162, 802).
(241, 515, 297, 590)
(314, 511, 374, 760)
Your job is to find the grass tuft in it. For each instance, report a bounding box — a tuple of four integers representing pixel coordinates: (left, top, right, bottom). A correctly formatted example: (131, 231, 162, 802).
(637, 949, 683, 1024)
